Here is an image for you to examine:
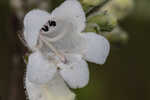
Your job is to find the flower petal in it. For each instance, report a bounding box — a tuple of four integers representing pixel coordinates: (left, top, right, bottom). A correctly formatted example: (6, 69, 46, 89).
(47, 74, 75, 100)
(81, 32, 110, 64)
(25, 77, 45, 100)
(51, 0, 86, 32)
(25, 74, 75, 100)
(49, 31, 86, 53)
(23, 9, 51, 50)
(26, 51, 57, 85)
(47, 0, 86, 53)
(58, 54, 89, 89)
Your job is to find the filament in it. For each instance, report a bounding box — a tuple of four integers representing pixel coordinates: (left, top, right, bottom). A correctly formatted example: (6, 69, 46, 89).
(40, 35, 67, 63)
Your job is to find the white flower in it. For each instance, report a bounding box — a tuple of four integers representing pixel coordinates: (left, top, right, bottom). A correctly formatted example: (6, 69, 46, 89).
(23, 0, 110, 100)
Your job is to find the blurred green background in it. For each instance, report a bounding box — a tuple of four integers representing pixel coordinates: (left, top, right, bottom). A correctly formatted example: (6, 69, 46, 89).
(0, 0, 150, 100)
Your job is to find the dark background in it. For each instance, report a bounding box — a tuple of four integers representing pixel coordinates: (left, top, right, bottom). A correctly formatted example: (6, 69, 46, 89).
(0, 0, 150, 100)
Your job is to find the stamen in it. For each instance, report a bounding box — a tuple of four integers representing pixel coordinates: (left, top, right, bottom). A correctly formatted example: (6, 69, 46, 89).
(41, 25, 49, 32)
(48, 20, 56, 27)
(40, 35, 67, 63)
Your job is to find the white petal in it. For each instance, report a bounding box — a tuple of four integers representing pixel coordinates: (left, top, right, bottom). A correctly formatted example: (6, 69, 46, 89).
(47, 74, 75, 100)
(26, 51, 57, 85)
(50, 31, 86, 53)
(47, 0, 86, 53)
(23, 9, 51, 50)
(81, 32, 110, 64)
(25, 74, 75, 100)
(58, 54, 89, 89)
(51, 0, 86, 32)
(25, 77, 44, 100)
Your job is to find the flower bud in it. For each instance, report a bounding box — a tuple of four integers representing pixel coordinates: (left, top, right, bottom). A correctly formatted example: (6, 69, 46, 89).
(80, 0, 104, 6)
(102, 27, 129, 46)
(80, 0, 104, 11)
(84, 23, 99, 33)
(87, 11, 117, 32)
(101, 0, 134, 20)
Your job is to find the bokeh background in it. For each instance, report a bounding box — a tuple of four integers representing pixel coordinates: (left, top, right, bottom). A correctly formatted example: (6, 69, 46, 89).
(0, 0, 150, 100)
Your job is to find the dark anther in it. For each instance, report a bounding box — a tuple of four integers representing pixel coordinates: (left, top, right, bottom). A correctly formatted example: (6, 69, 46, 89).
(41, 25, 49, 32)
(48, 20, 56, 27)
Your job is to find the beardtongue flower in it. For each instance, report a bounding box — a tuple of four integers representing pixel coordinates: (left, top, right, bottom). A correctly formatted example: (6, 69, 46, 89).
(23, 0, 110, 100)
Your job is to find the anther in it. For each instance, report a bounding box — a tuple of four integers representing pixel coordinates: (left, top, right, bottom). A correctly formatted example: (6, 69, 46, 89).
(41, 25, 49, 32)
(48, 20, 56, 27)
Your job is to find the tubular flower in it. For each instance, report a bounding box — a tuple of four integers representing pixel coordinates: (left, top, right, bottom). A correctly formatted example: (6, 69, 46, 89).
(23, 0, 110, 100)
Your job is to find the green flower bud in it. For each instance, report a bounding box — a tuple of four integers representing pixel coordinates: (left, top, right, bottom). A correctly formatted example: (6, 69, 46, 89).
(80, 0, 104, 6)
(84, 23, 100, 33)
(87, 11, 117, 32)
(80, 0, 104, 12)
(101, 0, 134, 20)
(102, 27, 129, 46)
